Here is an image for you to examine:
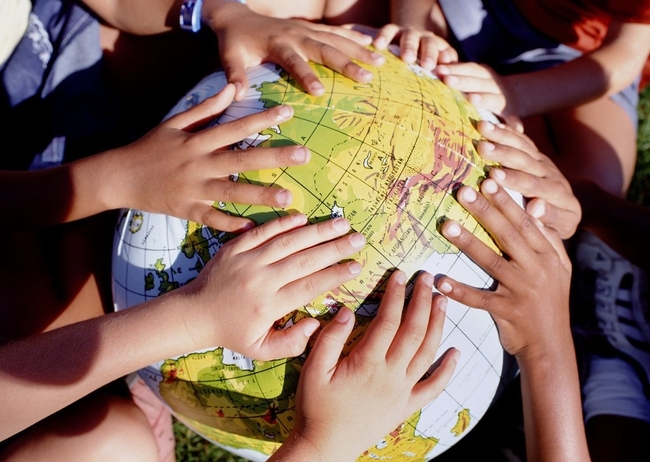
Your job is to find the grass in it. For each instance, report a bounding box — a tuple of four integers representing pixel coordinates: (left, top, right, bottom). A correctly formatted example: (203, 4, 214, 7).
(171, 86, 650, 462)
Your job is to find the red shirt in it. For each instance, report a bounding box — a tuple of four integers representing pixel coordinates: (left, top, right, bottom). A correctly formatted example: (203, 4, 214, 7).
(513, 0, 650, 52)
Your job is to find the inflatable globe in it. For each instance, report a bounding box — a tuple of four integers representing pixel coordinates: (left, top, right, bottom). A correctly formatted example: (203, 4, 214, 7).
(112, 47, 518, 460)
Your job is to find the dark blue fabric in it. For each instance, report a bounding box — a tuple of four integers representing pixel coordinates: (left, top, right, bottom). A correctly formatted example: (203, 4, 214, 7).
(1, 0, 120, 170)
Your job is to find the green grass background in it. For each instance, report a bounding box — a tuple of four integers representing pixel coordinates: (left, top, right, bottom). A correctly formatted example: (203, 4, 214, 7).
(171, 85, 650, 461)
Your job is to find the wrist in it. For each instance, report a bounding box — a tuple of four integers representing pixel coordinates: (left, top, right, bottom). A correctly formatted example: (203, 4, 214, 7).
(201, 0, 249, 31)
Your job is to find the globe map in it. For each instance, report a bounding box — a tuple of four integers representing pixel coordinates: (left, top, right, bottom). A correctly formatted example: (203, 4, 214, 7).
(112, 48, 518, 460)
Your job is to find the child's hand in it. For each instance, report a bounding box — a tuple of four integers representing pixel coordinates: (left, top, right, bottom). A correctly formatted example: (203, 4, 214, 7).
(107, 84, 308, 232)
(179, 213, 365, 360)
(203, 2, 385, 99)
(279, 271, 459, 461)
(437, 180, 572, 360)
(373, 24, 457, 71)
(476, 121, 582, 239)
(436, 62, 525, 120)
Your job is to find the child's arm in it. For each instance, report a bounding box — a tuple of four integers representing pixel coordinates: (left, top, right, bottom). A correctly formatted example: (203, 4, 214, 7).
(270, 271, 459, 462)
(438, 20, 650, 119)
(0, 85, 306, 231)
(82, 0, 384, 100)
(475, 121, 582, 239)
(0, 214, 364, 439)
(373, 0, 456, 71)
(436, 180, 590, 462)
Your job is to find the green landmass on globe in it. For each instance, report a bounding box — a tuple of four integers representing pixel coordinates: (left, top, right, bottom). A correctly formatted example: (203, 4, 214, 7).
(113, 47, 517, 461)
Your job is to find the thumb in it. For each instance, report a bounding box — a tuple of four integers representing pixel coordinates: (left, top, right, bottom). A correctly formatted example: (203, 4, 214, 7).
(304, 308, 355, 373)
(255, 318, 321, 361)
(169, 84, 236, 131)
(221, 51, 250, 101)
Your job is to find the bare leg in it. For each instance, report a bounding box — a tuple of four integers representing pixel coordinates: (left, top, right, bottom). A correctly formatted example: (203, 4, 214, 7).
(0, 388, 161, 462)
(529, 97, 637, 198)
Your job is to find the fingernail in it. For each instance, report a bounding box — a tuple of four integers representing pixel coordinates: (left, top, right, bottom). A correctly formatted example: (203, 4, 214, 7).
(276, 189, 292, 207)
(239, 221, 256, 232)
(289, 213, 307, 224)
(402, 50, 416, 63)
(438, 296, 447, 313)
(460, 187, 477, 203)
(336, 306, 354, 323)
(309, 83, 325, 96)
(371, 52, 385, 63)
(482, 141, 495, 152)
(394, 270, 406, 285)
(530, 201, 545, 218)
(482, 179, 498, 194)
(349, 261, 362, 275)
(332, 217, 350, 233)
(445, 75, 458, 85)
(303, 322, 319, 337)
(291, 146, 309, 163)
(491, 168, 506, 181)
(420, 272, 434, 288)
(438, 281, 453, 293)
(350, 232, 366, 248)
(359, 69, 373, 81)
(484, 122, 495, 131)
(277, 105, 293, 119)
(443, 221, 461, 238)
(374, 37, 387, 48)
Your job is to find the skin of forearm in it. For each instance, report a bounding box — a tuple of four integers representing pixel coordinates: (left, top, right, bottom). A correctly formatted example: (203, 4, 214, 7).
(517, 338, 590, 462)
(0, 288, 201, 440)
(81, 0, 182, 35)
(0, 150, 121, 227)
(512, 22, 650, 118)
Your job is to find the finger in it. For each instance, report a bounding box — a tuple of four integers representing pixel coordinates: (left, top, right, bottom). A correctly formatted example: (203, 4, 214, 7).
(256, 318, 322, 361)
(230, 213, 309, 251)
(373, 23, 400, 49)
(220, 50, 251, 101)
(460, 181, 549, 256)
(477, 121, 537, 157)
(261, 217, 356, 264)
(437, 62, 493, 79)
(208, 144, 310, 176)
(436, 272, 502, 315)
(466, 92, 507, 114)
(356, 270, 408, 360)
(198, 104, 295, 147)
(418, 35, 441, 70)
(437, 40, 458, 64)
(536, 224, 572, 273)
(303, 307, 355, 375)
(411, 348, 459, 409)
(281, 258, 363, 309)
(204, 180, 293, 209)
(273, 48, 327, 96)
(191, 206, 256, 232)
(407, 293, 447, 379)
(303, 37, 377, 83)
(525, 198, 580, 240)
(168, 84, 236, 131)
(388, 272, 435, 364)
(479, 139, 545, 176)
(400, 30, 423, 65)
(307, 22, 374, 47)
